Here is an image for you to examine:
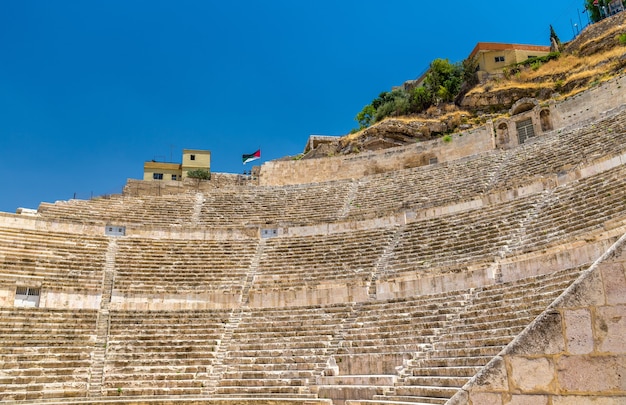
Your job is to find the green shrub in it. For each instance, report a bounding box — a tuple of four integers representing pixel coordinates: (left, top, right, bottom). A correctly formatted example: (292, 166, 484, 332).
(442, 135, 452, 143)
(186, 169, 211, 180)
(619, 33, 626, 45)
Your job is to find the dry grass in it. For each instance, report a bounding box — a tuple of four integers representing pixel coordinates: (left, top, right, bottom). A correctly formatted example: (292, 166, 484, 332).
(466, 45, 625, 97)
(574, 23, 625, 51)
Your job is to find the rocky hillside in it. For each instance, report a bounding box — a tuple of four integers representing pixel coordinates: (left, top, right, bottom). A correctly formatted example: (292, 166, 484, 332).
(302, 12, 626, 159)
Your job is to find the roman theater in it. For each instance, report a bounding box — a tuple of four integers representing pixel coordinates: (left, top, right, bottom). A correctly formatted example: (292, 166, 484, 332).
(1, 39, 626, 405)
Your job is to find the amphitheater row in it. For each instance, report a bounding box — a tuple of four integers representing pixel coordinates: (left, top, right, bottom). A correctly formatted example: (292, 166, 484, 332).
(28, 106, 626, 237)
(1, 154, 625, 311)
(1, 237, 624, 404)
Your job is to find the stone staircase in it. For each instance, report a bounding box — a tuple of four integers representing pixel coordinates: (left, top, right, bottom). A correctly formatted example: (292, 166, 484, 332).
(88, 238, 118, 397)
(367, 225, 405, 299)
(204, 240, 266, 394)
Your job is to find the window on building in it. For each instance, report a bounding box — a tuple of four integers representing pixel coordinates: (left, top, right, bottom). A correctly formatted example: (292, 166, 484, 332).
(153, 173, 163, 180)
(190, 155, 196, 160)
(516, 118, 535, 144)
(171, 174, 177, 180)
(495, 56, 505, 63)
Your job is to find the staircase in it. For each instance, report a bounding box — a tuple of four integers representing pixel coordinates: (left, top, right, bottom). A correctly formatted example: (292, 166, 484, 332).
(368, 225, 405, 299)
(203, 239, 265, 394)
(87, 238, 117, 397)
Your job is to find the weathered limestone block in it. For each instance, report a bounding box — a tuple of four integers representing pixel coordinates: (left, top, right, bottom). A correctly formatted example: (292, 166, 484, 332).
(508, 356, 555, 393)
(468, 391, 502, 405)
(552, 396, 626, 405)
(506, 311, 564, 356)
(471, 356, 508, 392)
(594, 305, 626, 353)
(563, 308, 594, 354)
(558, 270, 605, 308)
(506, 394, 549, 405)
(600, 262, 626, 305)
(556, 355, 626, 392)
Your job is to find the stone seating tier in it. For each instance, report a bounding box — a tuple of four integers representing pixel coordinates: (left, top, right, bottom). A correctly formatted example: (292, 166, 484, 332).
(198, 182, 349, 227)
(113, 239, 258, 294)
(512, 163, 626, 253)
(0, 227, 107, 293)
(252, 229, 396, 290)
(0, 308, 97, 402)
(37, 193, 198, 227)
(102, 310, 231, 397)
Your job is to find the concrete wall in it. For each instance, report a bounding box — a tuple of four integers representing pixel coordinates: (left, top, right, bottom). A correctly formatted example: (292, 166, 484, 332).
(449, 232, 626, 405)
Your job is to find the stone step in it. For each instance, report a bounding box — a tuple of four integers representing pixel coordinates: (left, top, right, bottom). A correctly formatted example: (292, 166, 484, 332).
(417, 355, 492, 368)
(427, 345, 503, 359)
(371, 394, 448, 404)
(401, 375, 469, 388)
(213, 385, 311, 395)
(392, 385, 459, 399)
(217, 377, 309, 387)
(222, 370, 315, 379)
(433, 335, 512, 350)
(408, 366, 481, 377)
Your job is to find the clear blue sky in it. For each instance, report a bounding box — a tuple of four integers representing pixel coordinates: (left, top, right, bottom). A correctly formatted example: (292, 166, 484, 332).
(0, 1, 586, 213)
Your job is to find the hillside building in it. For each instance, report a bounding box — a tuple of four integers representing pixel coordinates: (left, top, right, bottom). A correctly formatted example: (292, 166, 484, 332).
(395, 41, 551, 91)
(469, 42, 551, 81)
(143, 149, 211, 181)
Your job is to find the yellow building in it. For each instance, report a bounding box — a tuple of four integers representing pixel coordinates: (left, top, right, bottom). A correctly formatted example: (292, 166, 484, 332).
(468, 42, 551, 80)
(143, 149, 211, 181)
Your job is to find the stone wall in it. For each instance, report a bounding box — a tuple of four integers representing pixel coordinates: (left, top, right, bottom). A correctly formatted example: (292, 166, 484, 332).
(552, 73, 626, 129)
(448, 232, 626, 405)
(258, 127, 494, 186)
(123, 172, 257, 197)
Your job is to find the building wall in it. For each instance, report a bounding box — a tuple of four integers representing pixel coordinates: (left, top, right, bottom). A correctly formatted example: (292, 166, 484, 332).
(142, 162, 181, 181)
(182, 149, 211, 178)
(475, 48, 551, 75)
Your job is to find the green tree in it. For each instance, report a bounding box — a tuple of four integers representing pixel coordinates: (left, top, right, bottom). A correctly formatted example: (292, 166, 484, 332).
(186, 169, 211, 180)
(374, 89, 410, 122)
(583, 0, 625, 22)
(410, 87, 432, 112)
(424, 58, 463, 104)
(355, 104, 376, 129)
(549, 24, 561, 47)
(461, 57, 479, 87)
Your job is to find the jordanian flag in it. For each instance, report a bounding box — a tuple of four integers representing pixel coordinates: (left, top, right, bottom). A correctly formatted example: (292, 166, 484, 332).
(242, 149, 261, 164)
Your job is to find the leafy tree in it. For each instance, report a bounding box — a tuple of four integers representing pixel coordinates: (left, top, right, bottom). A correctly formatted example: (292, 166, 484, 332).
(461, 57, 479, 87)
(355, 104, 376, 129)
(186, 169, 211, 180)
(374, 89, 410, 122)
(410, 87, 432, 112)
(424, 58, 463, 104)
(583, 0, 625, 22)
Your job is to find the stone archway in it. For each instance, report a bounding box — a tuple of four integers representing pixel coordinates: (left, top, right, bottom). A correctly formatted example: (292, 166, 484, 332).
(540, 109, 553, 132)
(496, 122, 509, 148)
